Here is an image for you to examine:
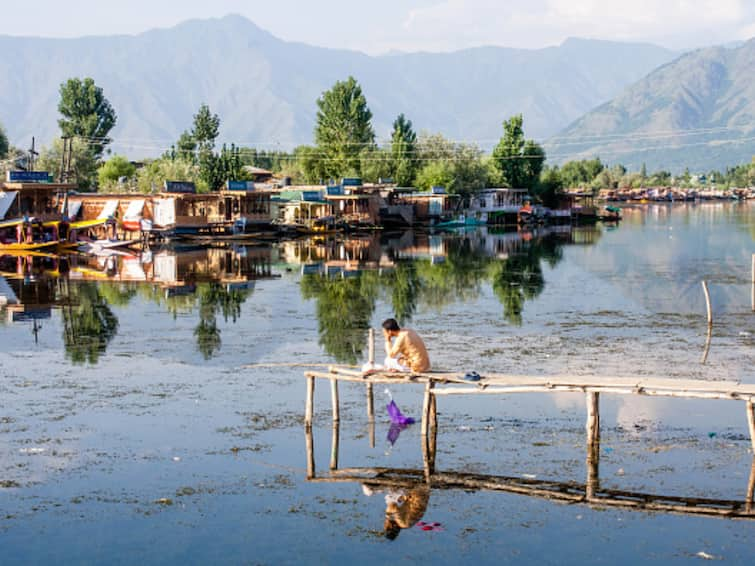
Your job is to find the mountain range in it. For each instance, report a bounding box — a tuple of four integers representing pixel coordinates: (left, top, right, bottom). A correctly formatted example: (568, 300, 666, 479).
(0, 14, 675, 158)
(549, 40, 755, 172)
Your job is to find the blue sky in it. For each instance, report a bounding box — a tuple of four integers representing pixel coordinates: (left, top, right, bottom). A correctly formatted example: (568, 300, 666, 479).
(1, 0, 754, 53)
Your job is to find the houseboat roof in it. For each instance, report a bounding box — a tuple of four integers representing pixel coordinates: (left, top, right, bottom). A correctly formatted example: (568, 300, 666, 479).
(0, 182, 78, 192)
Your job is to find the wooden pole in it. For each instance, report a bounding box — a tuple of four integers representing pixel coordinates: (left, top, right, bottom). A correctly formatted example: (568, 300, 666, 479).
(330, 378, 340, 423)
(747, 457, 755, 514)
(751, 254, 755, 312)
(368, 328, 375, 365)
(701, 326, 712, 365)
(429, 393, 438, 473)
(305, 420, 315, 479)
(747, 400, 755, 454)
(305, 376, 315, 427)
(330, 422, 340, 470)
(586, 392, 600, 500)
(367, 328, 376, 447)
(421, 380, 435, 482)
(702, 280, 713, 327)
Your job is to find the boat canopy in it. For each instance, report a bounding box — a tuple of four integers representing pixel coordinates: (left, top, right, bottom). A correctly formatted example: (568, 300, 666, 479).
(123, 199, 145, 221)
(0, 191, 19, 220)
(97, 200, 119, 220)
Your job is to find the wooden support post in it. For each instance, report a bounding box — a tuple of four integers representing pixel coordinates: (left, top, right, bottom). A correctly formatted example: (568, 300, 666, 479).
(305, 375, 315, 428)
(751, 254, 755, 312)
(747, 400, 755, 454)
(330, 378, 340, 423)
(701, 326, 712, 365)
(305, 420, 315, 479)
(702, 280, 713, 327)
(368, 328, 375, 365)
(367, 329, 375, 447)
(421, 380, 435, 482)
(586, 392, 600, 500)
(747, 457, 755, 514)
(429, 393, 438, 472)
(330, 422, 340, 470)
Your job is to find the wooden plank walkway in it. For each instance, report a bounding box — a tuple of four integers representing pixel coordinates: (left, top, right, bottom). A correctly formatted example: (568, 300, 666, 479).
(302, 364, 755, 520)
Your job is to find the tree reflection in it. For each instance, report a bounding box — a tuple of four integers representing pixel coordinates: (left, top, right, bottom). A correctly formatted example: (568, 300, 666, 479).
(300, 272, 379, 364)
(302, 231, 571, 359)
(194, 283, 251, 360)
(60, 280, 119, 365)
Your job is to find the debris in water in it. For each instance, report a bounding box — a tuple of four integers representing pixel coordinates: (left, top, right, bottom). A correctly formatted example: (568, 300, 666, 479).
(386, 400, 415, 426)
(615, 468, 625, 476)
(154, 498, 173, 506)
(707, 432, 717, 438)
(172, 456, 181, 462)
(695, 551, 717, 560)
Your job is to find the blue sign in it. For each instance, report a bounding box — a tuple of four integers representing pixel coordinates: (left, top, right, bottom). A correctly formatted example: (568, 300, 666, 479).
(326, 186, 344, 196)
(431, 186, 446, 194)
(226, 180, 255, 191)
(301, 191, 323, 202)
(164, 181, 196, 194)
(341, 177, 362, 186)
(6, 171, 51, 183)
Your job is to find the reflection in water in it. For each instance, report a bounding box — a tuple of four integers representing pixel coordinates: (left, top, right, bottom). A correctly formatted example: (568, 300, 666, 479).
(298, 226, 595, 362)
(60, 280, 119, 365)
(0, 246, 275, 362)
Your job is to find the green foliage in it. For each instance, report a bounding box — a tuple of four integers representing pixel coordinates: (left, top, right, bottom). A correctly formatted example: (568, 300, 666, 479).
(37, 138, 98, 191)
(492, 114, 545, 190)
(415, 160, 455, 192)
(391, 114, 417, 186)
(535, 166, 564, 207)
(559, 158, 604, 188)
(314, 76, 375, 179)
(194, 282, 251, 360)
(359, 147, 393, 183)
(0, 121, 8, 159)
(414, 133, 489, 195)
(136, 157, 204, 193)
(192, 104, 221, 153)
(57, 77, 117, 158)
(97, 155, 136, 188)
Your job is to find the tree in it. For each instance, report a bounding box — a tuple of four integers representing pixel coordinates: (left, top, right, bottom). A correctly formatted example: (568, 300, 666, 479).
(536, 166, 563, 207)
(415, 160, 455, 192)
(0, 121, 8, 159)
(136, 157, 203, 194)
(97, 155, 136, 188)
(36, 138, 98, 191)
(314, 76, 375, 179)
(191, 104, 220, 153)
(175, 130, 197, 161)
(491, 114, 545, 190)
(359, 147, 393, 183)
(391, 114, 417, 186)
(57, 78, 117, 158)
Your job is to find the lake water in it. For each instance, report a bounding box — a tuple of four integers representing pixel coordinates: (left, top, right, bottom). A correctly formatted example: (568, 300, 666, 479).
(1, 202, 754, 564)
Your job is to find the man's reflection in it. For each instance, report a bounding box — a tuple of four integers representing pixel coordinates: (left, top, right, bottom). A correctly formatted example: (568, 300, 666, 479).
(362, 482, 430, 540)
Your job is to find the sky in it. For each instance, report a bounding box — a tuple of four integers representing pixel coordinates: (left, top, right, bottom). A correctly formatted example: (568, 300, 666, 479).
(0, 0, 754, 53)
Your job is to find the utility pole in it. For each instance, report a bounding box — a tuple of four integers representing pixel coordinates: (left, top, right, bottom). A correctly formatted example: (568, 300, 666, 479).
(60, 136, 73, 183)
(28, 137, 38, 171)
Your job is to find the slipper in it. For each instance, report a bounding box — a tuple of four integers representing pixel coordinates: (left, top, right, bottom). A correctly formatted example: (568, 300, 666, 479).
(463, 371, 481, 382)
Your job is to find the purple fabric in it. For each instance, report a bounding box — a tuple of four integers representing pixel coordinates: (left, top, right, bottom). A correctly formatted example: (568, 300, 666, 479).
(386, 400, 415, 425)
(387, 422, 408, 445)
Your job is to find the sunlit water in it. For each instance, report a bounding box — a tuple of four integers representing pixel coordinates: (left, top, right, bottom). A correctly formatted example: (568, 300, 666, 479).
(1, 202, 754, 564)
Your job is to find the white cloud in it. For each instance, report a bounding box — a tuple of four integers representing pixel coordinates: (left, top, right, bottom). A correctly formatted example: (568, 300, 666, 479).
(397, 0, 755, 51)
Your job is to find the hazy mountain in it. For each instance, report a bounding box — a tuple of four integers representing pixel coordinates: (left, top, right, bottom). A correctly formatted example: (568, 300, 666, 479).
(549, 40, 755, 172)
(0, 15, 675, 157)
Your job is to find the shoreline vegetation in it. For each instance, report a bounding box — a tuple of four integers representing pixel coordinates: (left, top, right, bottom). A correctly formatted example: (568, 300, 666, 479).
(1, 75, 753, 205)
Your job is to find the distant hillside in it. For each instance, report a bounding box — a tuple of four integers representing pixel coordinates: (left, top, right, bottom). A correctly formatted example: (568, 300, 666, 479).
(549, 40, 755, 172)
(0, 15, 675, 157)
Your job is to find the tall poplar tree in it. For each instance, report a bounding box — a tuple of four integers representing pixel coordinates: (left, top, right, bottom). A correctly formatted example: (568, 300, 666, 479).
(314, 76, 375, 178)
(58, 77, 117, 159)
(391, 113, 417, 186)
(492, 114, 545, 190)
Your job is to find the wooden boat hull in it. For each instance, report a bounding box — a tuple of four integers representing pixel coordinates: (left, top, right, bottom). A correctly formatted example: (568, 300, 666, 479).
(0, 240, 60, 252)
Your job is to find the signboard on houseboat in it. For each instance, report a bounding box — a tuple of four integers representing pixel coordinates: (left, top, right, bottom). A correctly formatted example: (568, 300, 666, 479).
(164, 181, 196, 194)
(6, 171, 52, 183)
(226, 180, 255, 191)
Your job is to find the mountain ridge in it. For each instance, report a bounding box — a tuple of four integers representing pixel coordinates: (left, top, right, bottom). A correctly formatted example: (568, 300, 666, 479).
(0, 15, 676, 158)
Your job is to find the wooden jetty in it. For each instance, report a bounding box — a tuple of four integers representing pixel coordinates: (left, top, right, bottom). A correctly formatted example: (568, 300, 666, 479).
(303, 344, 755, 519)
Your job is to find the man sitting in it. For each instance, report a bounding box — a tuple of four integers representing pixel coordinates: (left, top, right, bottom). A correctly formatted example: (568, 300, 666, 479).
(381, 318, 431, 373)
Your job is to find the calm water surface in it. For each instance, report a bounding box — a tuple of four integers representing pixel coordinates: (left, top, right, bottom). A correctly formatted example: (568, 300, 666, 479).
(1, 202, 754, 564)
